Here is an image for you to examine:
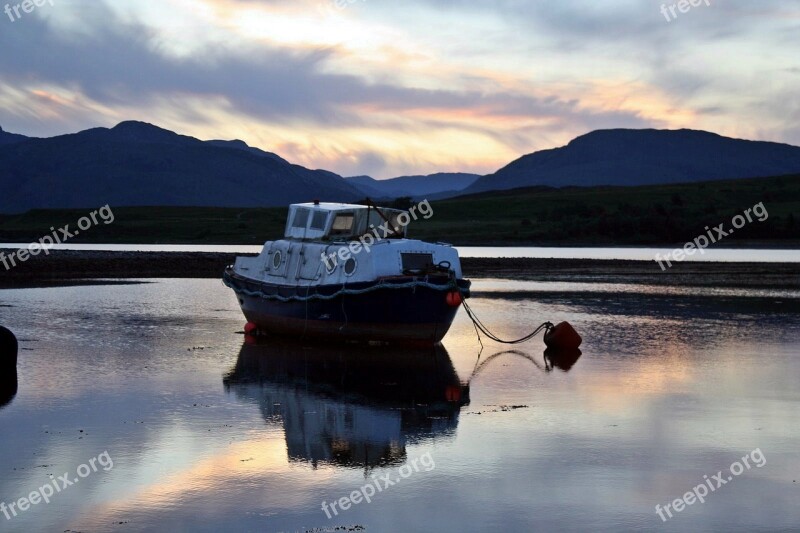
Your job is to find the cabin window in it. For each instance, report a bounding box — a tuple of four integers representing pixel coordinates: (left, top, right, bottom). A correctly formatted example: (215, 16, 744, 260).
(310, 211, 329, 231)
(292, 208, 310, 229)
(401, 253, 434, 272)
(330, 213, 355, 235)
(387, 213, 405, 237)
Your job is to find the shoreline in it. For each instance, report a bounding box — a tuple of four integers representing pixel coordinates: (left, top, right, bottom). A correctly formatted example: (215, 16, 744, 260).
(2, 242, 800, 249)
(1, 250, 798, 290)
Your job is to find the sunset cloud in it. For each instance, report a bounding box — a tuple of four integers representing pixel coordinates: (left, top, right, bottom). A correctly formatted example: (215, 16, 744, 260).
(0, 0, 797, 178)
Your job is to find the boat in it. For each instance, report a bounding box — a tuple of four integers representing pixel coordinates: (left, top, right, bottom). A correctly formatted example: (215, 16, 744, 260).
(223, 200, 471, 344)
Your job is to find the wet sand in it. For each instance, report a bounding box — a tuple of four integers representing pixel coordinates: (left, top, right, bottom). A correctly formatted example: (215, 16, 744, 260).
(0, 249, 798, 289)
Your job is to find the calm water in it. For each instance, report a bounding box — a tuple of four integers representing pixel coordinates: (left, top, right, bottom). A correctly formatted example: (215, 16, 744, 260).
(1, 279, 799, 532)
(0, 243, 798, 262)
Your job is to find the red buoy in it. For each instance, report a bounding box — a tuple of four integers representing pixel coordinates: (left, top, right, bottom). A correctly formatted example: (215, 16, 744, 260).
(446, 291, 463, 307)
(543, 321, 582, 350)
(244, 322, 258, 335)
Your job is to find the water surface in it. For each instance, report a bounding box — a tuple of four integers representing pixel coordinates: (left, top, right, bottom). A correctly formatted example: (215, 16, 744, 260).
(0, 279, 798, 532)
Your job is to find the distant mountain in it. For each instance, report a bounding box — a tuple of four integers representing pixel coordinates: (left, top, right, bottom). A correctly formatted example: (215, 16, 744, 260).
(205, 139, 290, 164)
(0, 121, 362, 213)
(345, 176, 386, 198)
(6, 123, 797, 214)
(0, 125, 30, 146)
(464, 129, 800, 194)
(346, 172, 480, 199)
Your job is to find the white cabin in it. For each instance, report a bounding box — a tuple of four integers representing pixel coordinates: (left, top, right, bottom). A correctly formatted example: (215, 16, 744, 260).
(283, 202, 408, 241)
(232, 202, 463, 285)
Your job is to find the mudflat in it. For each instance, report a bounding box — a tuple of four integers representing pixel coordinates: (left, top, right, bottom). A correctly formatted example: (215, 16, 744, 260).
(0, 250, 797, 289)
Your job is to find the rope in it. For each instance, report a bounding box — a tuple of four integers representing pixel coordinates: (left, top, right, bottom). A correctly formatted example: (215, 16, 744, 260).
(223, 271, 458, 303)
(461, 297, 553, 345)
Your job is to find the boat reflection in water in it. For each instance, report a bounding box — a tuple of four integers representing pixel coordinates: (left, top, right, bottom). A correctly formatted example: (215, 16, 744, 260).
(0, 373, 16, 410)
(223, 338, 469, 469)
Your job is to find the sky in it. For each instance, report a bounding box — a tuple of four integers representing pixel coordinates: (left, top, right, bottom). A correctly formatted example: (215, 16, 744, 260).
(0, 0, 798, 179)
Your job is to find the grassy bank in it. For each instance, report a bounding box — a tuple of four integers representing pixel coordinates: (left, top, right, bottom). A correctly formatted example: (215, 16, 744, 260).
(0, 174, 798, 246)
(416, 174, 799, 245)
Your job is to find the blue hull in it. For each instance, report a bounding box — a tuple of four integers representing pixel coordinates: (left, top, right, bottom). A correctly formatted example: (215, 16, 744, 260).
(224, 269, 471, 344)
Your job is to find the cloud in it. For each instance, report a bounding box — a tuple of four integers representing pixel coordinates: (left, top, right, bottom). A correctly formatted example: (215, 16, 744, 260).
(0, 0, 798, 177)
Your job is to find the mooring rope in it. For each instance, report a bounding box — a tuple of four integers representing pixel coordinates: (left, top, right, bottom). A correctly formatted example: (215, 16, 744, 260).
(461, 297, 553, 346)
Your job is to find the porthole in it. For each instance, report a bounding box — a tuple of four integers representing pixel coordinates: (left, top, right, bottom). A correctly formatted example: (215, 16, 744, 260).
(344, 257, 357, 276)
(272, 251, 282, 269)
(325, 255, 338, 274)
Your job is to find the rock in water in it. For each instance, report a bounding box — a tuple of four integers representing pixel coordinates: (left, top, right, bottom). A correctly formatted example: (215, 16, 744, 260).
(0, 326, 18, 408)
(0, 326, 17, 367)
